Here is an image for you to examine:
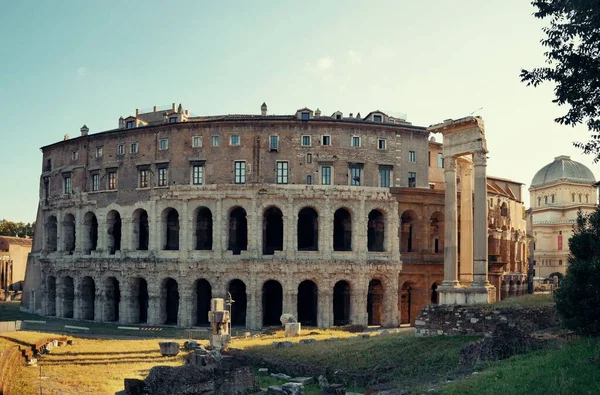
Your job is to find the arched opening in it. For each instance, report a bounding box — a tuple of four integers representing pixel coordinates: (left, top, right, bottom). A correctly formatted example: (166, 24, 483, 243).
(133, 209, 149, 251)
(63, 213, 76, 254)
(368, 210, 385, 252)
(62, 276, 74, 319)
(46, 216, 58, 252)
(228, 207, 248, 253)
(430, 282, 439, 304)
(163, 209, 180, 250)
(400, 210, 418, 253)
(430, 212, 444, 253)
(83, 212, 98, 254)
(500, 202, 508, 217)
(195, 207, 213, 250)
(107, 210, 122, 254)
(263, 207, 284, 255)
(262, 280, 283, 326)
(297, 207, 318, 251)
(80, 276, 95, 321)
(47, 276, 56, 316)
(194, 279, 212, 326)
(163, 278, 179, 325)
(367, 279, 384, 326)
(297, 280, 318, 326)
(105, 277, 120, 322)
(333, 208, 352, 251)
(131, 277, 149, 324)
(400, 282, 413, 325)
(333, 280, 351, 326)
(228, 279, 247, 327)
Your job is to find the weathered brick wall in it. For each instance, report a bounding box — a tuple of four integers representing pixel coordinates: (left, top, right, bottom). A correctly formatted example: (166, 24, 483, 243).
(414, 304, 559, 336)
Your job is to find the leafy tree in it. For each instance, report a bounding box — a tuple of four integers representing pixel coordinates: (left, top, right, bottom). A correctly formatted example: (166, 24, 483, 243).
(554, 208, 600, 335)
(521, 0, 600, 162)
(0, 219, 35, 238)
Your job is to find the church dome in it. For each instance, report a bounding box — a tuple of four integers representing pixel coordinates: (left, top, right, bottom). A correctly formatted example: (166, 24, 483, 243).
(531, 155, 596, 188)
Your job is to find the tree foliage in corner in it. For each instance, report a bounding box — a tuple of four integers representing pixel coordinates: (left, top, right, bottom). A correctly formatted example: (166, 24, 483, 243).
(0, 219, 35, 238)
(521, 0, 600, 162)
(554, 208, 600, 335)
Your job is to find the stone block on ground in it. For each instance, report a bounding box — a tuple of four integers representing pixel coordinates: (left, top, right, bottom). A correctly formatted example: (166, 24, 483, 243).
(158, 341, 180, 356)
(268, 385, 285, 394)
(274, 341, 293, 349)
(270, 372, 292, 380)
(282, 382, 304, 394)
(317, 375, 329, 389)
(145, 365, 214, 394)
(124, 378, 148, 395)
(290, 377, 313, 385)
(321, 383, 346, 394)
(184, 340, 199, 350)
(280, 313, 297, 325)
(285, 323, 301, 337)
(258, 368, 269, 376)
(299, 338, 316, 345)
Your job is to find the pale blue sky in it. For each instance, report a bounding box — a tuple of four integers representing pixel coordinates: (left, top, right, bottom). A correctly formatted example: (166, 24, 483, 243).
(0, 0, 598, 222)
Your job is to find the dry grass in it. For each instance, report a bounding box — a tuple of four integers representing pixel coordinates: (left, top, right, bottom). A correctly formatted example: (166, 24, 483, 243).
(228, 328, 357, 349)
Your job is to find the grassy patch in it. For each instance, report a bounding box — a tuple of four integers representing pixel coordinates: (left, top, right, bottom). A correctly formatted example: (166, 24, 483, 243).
(487, 293, 554, 308)
(439, 338, 600, 395)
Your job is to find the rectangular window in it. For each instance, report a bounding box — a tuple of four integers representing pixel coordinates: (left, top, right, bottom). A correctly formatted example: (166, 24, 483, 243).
(192, 165, 204, 185)
(192, 135, 202, 148)
(301, 112, 310, 120)
(139, 169, 148, 188)
(408, 151, 416, 162)
(378, 139, 386, 150)
(380, 167, 391, 187)
(269, 135, 279, 151)
(230, 135, 240, 146)
(71, 150, 78, 161)
(211, 135, 220, 147)
(108, 172, 117, 190)
(351, 136, 361, 147)
(158, 167, 168, 187)
(437, 153, 444, 168)
(159, 139, 168, 151)
(117, 144, 125, 155)
(373, 114, 383, 122)
(429, 184, 435, 189)
(130, 142, 139, 153)
(306, 175, 312, 185)
(321, 166, 331, 185)
(277, 161, 289, 184)
(126, 120, 135, 129)
(350, 167, 361, 186)
(96, 147, 102, 158)
(301, 135, 311, 146)
(64, 176, 71, 194)
(234, 161, 246, 184)
(169, 117, 177, 123)
(322, 135, 331, 146)
(408, 172, 417, 187)
(306, 153, 312, 164)
(92, 173, 99, 191)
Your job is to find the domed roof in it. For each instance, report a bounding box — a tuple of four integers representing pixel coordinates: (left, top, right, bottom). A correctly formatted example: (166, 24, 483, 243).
(531, 155, 596, 188)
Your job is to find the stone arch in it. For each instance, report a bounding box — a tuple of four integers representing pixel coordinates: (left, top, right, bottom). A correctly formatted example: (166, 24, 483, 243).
(83, 212, 98, 254)
(161, 278, 179, 325)
(106, 210, 122, 254)
(367, 279, 384, 326)
(263, 206, 283, 255)
(46, 215, 58, 252)
(228, 279, 247, 327)
(298, 207, 319, 251)
(47, 275, 56, 316)
(430, 211, 444, 253)
(400, 210, 418, 253)
(368, 210, 385, 252)
(104, 277, 120, 322)
(131, 277, 149, 324)
(333, 208, 352, 251)
(133, 208, 149, 251)
(262, 280, 283, 326)
(297, 280, 318, 326)
(63, 213, 76, 254)
(193, 279, 212, 326)
(228, 207, 248, 253)
(162, 208, 180, 250)
(62, 276, 74, 319)
(194, 207, 213, 250)
(430, 281, 441, 304)
(80, 276, 96, 321)
(333, 280, 351, 326)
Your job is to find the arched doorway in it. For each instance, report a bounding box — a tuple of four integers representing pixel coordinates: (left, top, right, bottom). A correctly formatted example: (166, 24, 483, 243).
(263, 207, 284, 255)
(400, 210, 418, 252)
(105, 277, 120, 322)
(430, 282, 439, 304)
(107, 210, 122, 254)
(333, 208, 352, 251)
(83, 212, 98, 254)
(62, 276, 74, 319)
(368, 210, 385, 252)
(228, 207, 248, 253)
(262, 280, 283, 326)
(195, 207, 213, 250)
(132, 277, 148, 324)
(163, 209, 180, 250)
(228, 279, 247, 326)
(47, 276, 56, 316)
(194, 279, 212, 326)
(298, 207, 318, 251)
(333, 281, 351, 326)
(297, 280, 318, 326)
(367, 279, 384, 326)
(430, 212, 444, 253)
(46, 216, 58, 252)
(400, 282, 412, 325)
(163, 278, 179, 325)
(63, 213, 76, 254)
(81, 276, 95, 321)
(133, 209, 149, 251)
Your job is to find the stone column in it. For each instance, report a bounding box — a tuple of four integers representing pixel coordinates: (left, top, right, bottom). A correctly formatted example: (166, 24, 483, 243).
(147, 283, 162, 326)
(471, 151, 491, 287)
(318, 287, 332, 328)
(459, 160, 474, 285)
(384, 278, 399, 327)
(246, 288, 260, 330)
(215, 199, 224, 258)
(351, 280, 368, 327)
(94, 285, 103, 322)
(441, 157, 459, 288)
(178, 288, 193, 327)
(73, 277, 82, 320)
(119, 283, 132, 324)
(180, 200, 190, 253)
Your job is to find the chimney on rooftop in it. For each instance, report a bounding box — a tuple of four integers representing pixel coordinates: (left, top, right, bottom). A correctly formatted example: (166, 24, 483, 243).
(172, 103, 176, 112)
(261, 102, 267, 116)
(315, 108, 321, 117)
(153, 105, 157, 112)
(136, 108, 139, 116)
(80, 124, 89, 136)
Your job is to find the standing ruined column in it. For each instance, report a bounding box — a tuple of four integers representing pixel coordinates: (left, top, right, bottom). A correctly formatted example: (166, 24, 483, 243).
(472, 151, 490, 287)
(441, 157, 459, 287)
(459, 160, 474, 285)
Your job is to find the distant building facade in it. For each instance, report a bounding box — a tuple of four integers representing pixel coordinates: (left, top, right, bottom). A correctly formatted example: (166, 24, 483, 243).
(0, 236, 32, 296)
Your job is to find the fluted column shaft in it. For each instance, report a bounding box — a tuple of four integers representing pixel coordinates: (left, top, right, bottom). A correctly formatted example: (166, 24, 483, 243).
(442, 157, 459, 287)
(472, 151, 490, 286)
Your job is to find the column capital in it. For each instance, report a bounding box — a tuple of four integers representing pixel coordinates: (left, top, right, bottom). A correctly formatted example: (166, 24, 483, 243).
(444, 156, 457, 172)
(473, 150, 488, 166)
